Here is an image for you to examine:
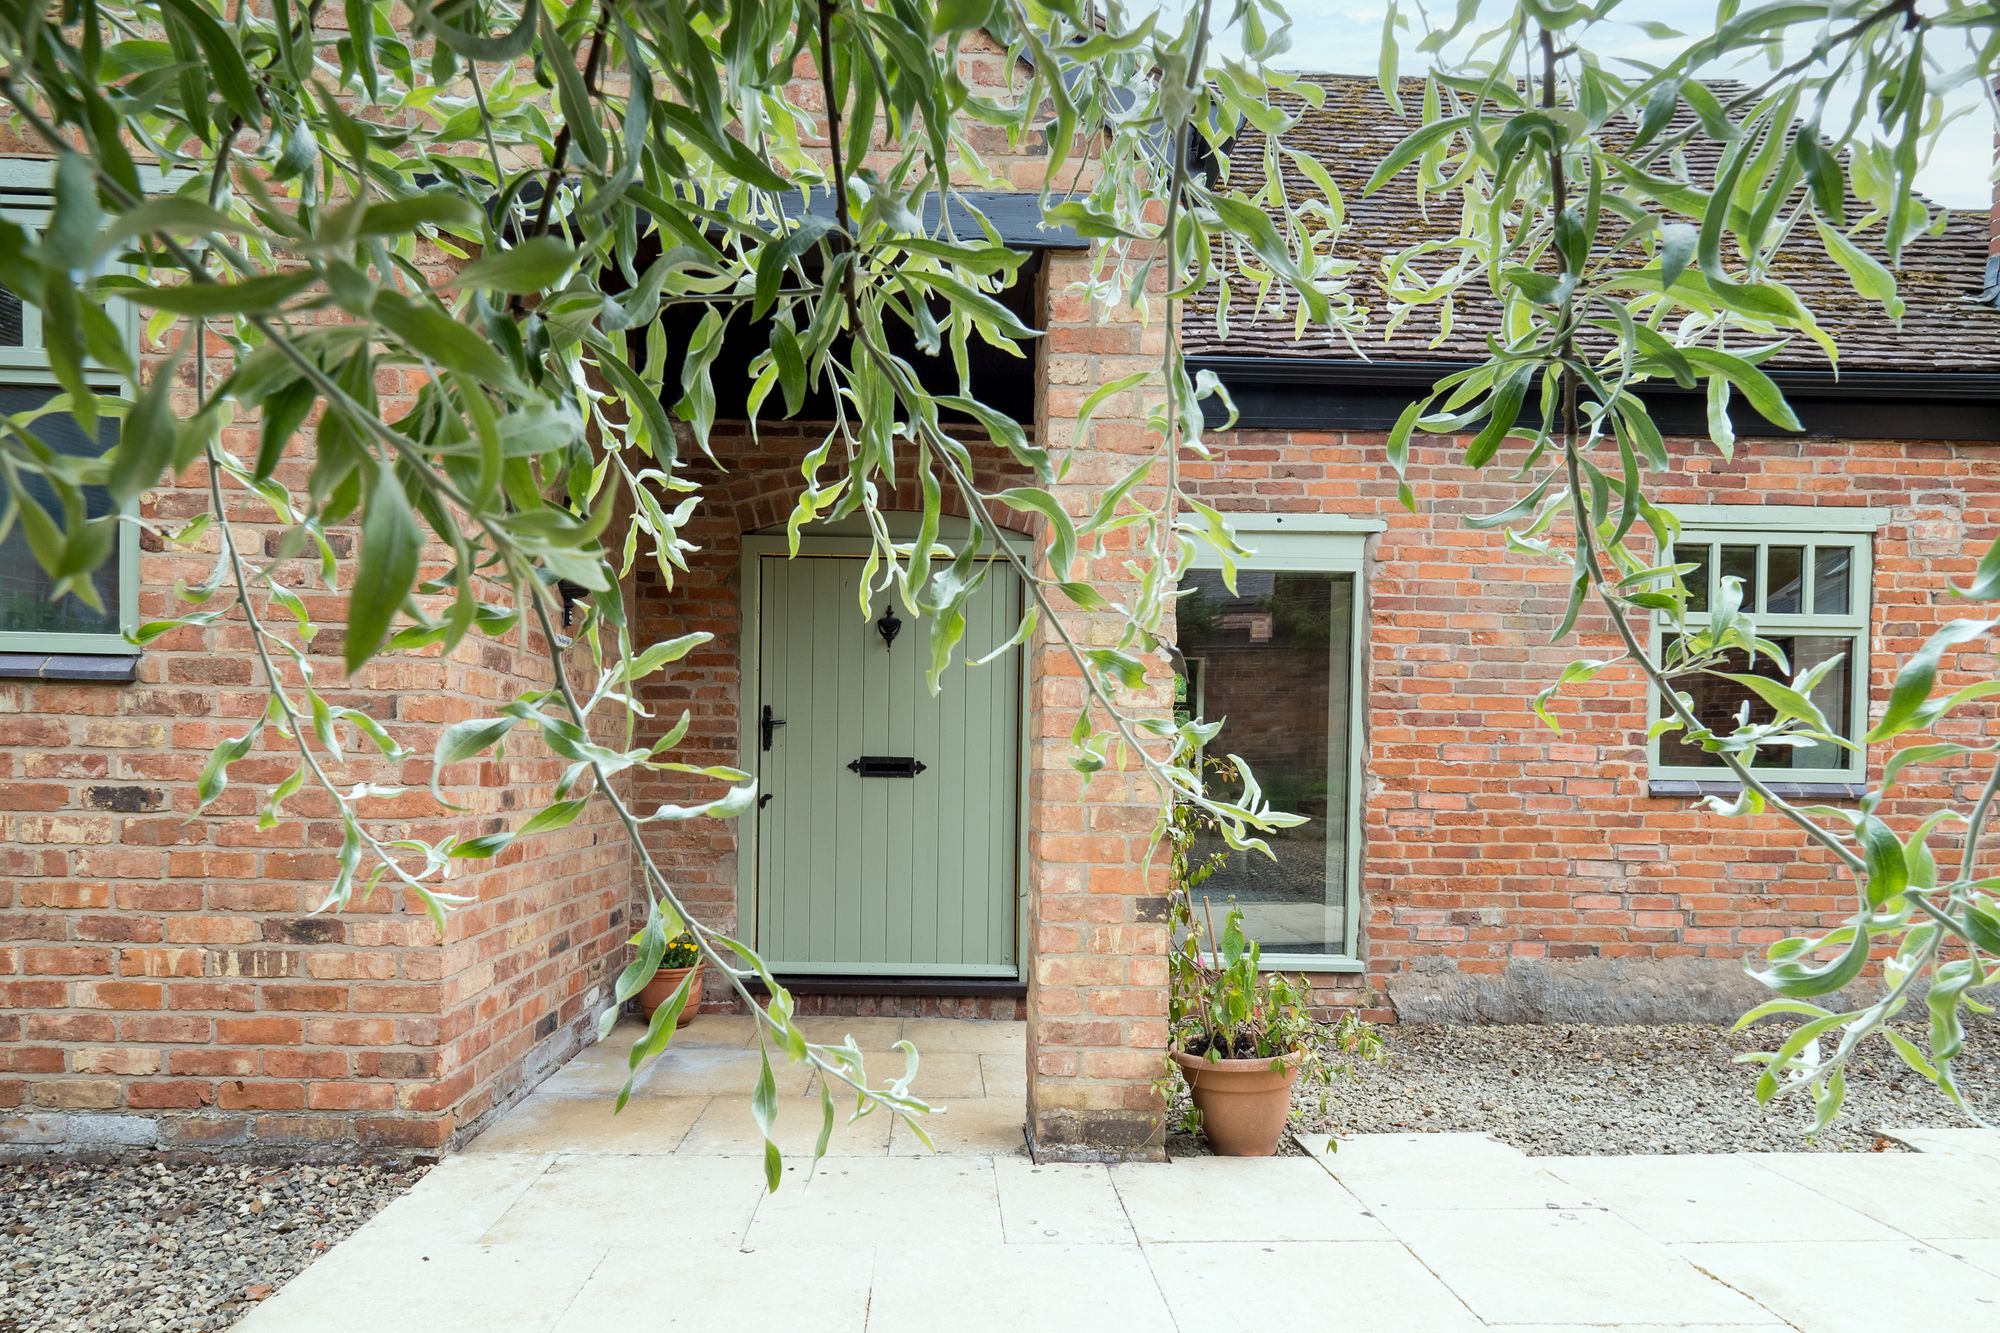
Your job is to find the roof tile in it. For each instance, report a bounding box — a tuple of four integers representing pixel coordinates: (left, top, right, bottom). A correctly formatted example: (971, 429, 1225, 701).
(1184, 74, 2000, 374)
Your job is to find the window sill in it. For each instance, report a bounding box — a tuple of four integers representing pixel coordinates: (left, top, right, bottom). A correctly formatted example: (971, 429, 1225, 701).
(1648, 778, 1865, 802)
(1258, 955, 1365, 974)
(0, 652, 139, 682)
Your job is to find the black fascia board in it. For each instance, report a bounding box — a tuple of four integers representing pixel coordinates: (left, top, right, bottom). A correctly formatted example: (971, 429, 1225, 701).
(775, 188, 1087, 251)
(1190, 355, 2000, 442)
(409, 171, 1086, 253)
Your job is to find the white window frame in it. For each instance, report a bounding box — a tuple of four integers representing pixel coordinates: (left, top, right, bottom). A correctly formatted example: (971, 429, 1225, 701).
(0, 158, 147, 655)
(1647, 505, 1887, 787)
(1183, 513, 1381, 972)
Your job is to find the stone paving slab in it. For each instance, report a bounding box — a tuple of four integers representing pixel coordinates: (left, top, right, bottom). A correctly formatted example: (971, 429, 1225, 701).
(979, 1052, 1028, 1096)
(1144, 1240, 1485, 1332)
(1300, 1131, 1594, 1211)
(1755, 1150, 2000, 1238)
(744, 1156, 1005, 1248)
(854, 1048, 987, 1099)
(1110, 1156, 1390, 1243)
(347, 1152, 555, 1246)
(678, 1091, 895, 1157)
(886, 1018, 1028, 1055)
(464, 1089, 708, 1156)
(869, 1242, 1174, 1333)
(783, 1015, 911, 1047)
(888, 1095, 1026, 1156)
(550, 1243, 876, 1332)
(1932, 1238, 2000, 1281)
(657, 1014, 768, 1048)
(628, 1045, 822, 1099)
(1385, 1207, 1784, 1326)
(234, 1240, 606, 1333)
(252, 1025, 2000, 1331)
(993, 1159, 1134, 1244)
(478, 1154, 758, 1248)
(1539, 1153, 1902, 1244)
(1681, 1238, 2000, 1333)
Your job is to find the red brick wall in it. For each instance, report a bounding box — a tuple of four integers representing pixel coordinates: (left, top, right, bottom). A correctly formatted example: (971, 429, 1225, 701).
(0, 273, 629, 1158)
(1183, 425, 1999, 1018)
(1026, 251, 1174, 1158)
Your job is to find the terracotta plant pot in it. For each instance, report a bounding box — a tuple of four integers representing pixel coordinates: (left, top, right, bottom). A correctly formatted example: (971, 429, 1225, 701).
(637, 962, 704, 1028)
(1171, 1048, 1302, 1156)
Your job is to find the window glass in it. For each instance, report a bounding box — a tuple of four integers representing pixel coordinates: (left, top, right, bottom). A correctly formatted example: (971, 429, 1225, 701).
(1660, 635, 1855, 772)
(1813, 546, 1851, 615)
(1766, 546, 1804, 613)
(1719, 544, 1758, 608)
(1655, 521, 1870, 781)
(1673, 542, 1710, 613)
(0, 384, 121, 637)
(1177, 567, 1354, 958)
(0, 284, 21, 348)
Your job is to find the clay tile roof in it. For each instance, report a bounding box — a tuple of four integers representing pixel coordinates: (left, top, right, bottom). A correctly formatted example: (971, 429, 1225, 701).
(1184, 73, 2000, 374)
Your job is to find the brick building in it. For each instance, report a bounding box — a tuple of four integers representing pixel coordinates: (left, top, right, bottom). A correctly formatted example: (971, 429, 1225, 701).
(3, 68, 1999, 1159)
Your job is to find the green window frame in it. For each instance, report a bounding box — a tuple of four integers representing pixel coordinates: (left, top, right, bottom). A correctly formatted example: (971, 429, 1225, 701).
(1647, 505, 1887, 787)
(0, 160, 143, 655)
(1181, 513, 1380, 972)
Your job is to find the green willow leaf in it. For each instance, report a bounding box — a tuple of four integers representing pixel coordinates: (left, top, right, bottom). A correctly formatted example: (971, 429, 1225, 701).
(414, 0, 543, 61)
(1869, 619, 1996, 742)
(122, 271, 315, 316)
(345, 460, 424, 672)
(1679, 346, 1801, 434)
(455, 236, 579, 293)
(106, 347, 180, 507)
(156, 0, 262, 126)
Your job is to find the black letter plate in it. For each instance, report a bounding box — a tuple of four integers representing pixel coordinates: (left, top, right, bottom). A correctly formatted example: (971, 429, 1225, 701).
(847, 755, 927, 778)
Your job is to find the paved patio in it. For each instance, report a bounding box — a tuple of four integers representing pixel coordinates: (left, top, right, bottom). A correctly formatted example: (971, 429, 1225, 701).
(237, 1017, 2000, 1332)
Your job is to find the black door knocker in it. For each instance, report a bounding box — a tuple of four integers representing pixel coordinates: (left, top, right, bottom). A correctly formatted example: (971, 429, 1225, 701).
(875, 606, 902, 650)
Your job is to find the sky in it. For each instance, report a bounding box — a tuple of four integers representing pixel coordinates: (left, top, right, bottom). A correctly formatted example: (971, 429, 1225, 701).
(1210, 0, 1995, 208)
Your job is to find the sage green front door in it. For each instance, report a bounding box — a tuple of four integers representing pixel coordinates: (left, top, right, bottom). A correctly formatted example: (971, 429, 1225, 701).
(751, 550, 1022, 976)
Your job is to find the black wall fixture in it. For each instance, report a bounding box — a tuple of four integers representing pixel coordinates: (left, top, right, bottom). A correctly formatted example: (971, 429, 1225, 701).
(556, 578, 589, 628)
(876, 606, 902, 650)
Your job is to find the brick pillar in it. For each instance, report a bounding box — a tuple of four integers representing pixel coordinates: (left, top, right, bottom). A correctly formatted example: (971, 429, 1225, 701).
(1023, 252, 1172, 1160)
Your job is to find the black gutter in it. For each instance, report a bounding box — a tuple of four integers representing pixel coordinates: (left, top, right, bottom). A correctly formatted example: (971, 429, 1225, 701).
(1190, 355, 2000, 442)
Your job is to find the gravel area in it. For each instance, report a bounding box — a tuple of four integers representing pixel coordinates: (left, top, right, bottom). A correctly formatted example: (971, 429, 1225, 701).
(0, 1158, 426, 1333)
(1289, 1018, 2000, 1155)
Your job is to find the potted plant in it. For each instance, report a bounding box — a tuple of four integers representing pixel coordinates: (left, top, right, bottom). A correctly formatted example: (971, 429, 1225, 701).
(637, 931, 704, 1027)
(1165, 784, 1381, 1155)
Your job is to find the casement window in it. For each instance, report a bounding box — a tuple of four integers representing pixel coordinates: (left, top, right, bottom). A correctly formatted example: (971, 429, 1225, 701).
(0, 165, 140, 659)
(1648, 506, 1886, 790)
(1175, 514, 1380, 970)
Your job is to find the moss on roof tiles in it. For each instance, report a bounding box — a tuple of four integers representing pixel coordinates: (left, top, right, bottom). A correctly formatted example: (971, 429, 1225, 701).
(1186, 73, 1999, 374)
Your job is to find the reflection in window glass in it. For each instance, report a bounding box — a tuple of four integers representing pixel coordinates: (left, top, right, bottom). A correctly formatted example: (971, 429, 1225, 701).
(0, 385, 121, 637)
(1176, 568, 1354, 958)
(1720, 544, 1758, 608)
(1674, 543, 1710, 613)
(1813, 546, 1851, 615)
(1659, 635, 1854, 772)
(1767, 546, 1804, 613)
(0, 285, 21, 347)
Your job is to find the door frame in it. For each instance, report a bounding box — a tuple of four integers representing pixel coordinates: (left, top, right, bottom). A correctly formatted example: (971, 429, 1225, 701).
(734, 517, 1034, 979)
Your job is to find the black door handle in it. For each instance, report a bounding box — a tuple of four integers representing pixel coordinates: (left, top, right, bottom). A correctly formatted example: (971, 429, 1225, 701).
(761, 704, 786, 751)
